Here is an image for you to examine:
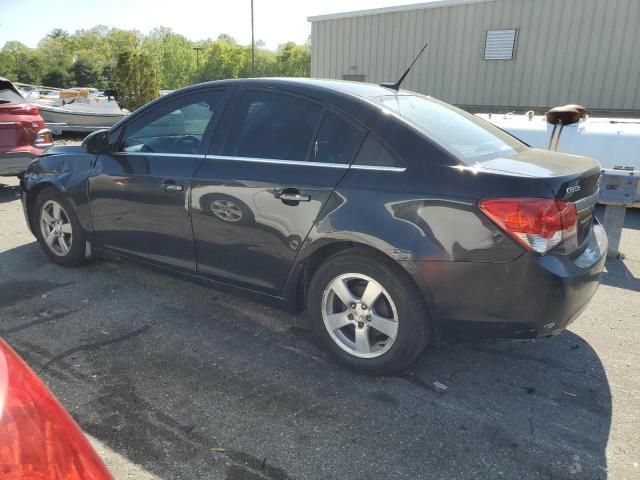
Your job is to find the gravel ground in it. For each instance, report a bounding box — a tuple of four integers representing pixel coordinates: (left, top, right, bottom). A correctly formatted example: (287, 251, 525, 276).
(0, 175, 638, 480)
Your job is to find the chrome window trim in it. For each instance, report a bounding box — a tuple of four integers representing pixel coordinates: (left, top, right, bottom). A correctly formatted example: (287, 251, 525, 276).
(350, 164, 407, 172)
(114, 152, 407, 172)
(116, 152, 206, 159)
(208, 155, 348, 169)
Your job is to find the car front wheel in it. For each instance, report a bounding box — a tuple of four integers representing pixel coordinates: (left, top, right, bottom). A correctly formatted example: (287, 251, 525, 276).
(307, 248, 430, 375)
(34, 187, 89, 267)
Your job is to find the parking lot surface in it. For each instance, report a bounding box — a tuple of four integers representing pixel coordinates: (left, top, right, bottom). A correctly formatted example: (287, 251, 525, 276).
(1, 175, 638, 479)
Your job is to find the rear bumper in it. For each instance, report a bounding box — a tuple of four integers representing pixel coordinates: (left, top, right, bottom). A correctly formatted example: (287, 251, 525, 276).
(0, 150, 40, 176)
(418, 222, 608, 342)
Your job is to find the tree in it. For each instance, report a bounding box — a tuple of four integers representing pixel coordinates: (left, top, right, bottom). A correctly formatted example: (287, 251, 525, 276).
(239, 45, 277, 78)
(216, 34, 238, 45)
(41, 68, 70, 88)
(71, 56, 103, 87)
(107, 28, 142, 54)
(71, 26, 111, 59)
(144, 27, 196, 89)
(38, 30, 74, 74)
(47, 28, 70, 40)
(113, 50, 160, 110)
(276, 42, 311, 77)
(2, 42, 46, 84)
(200, 41, 245, 80)
(0, 51, 17, 80)
(0, 25, 311, 93)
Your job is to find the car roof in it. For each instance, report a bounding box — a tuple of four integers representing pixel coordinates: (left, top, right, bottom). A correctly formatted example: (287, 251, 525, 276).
(190, 77, 412, 101)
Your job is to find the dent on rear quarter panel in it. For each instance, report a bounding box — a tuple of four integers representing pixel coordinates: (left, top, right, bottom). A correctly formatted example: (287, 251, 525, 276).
(24, 152, 95, 232)
(305, 165, 525, 264)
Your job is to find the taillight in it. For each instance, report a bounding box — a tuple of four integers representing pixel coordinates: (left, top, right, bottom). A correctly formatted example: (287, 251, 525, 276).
(479, 198, 577, 254)
(5, 103, 40, 116)
(0, 340, 114, 480)
(33, 129, 54, 148)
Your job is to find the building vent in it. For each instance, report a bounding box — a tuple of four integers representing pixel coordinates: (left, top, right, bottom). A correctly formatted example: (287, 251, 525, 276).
(484, 29, 517, 60)
(343, 74, 365, 82)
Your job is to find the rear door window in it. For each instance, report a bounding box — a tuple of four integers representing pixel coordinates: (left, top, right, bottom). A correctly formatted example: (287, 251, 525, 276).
(222, 90, 322, 161)
(313, 110, 365, 164)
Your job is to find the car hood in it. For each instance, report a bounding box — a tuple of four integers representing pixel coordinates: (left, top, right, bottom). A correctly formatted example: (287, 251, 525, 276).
(41, 144, 84, 156)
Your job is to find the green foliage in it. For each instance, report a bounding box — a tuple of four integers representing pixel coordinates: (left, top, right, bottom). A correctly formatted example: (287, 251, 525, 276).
(1, 41, 46, 84)
(113, 50, 161, 111)
(216, 34, 238, 45)
(0, 26, 311, 103)
(201, 41, 246, 80)
(41, 68, 70, 88)
(0, 51, 17, 80)
(38, 30, 74, 77)
(71, 56, 104, 88)
(144, 28, 196, 90)
(276, 42, 311, 77)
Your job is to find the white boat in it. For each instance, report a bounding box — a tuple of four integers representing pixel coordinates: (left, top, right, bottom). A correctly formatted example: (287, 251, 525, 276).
(15, 84, 128, 133)
(478, 112, 640, 170)
(38, 100, 127, 133)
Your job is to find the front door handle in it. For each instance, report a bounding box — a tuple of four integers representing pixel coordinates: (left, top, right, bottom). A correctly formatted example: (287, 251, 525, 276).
(163, 180, 184, 192)
(279, 192, 310, 202)
(274, 188, 310, 203)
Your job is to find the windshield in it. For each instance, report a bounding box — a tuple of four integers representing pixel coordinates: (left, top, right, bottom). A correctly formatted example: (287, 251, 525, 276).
(372, 94, 527, 164)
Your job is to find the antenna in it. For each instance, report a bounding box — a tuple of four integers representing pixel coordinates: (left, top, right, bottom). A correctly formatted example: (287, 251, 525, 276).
(380, 41, 429, 91)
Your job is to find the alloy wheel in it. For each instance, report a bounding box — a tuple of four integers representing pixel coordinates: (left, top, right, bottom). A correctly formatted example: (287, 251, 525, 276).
(39, 200, 73, 256)
(321, 273, 399, 358)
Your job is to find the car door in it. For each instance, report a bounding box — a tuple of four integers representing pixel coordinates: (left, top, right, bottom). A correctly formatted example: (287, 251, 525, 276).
(191, 88, 366, 295)
(88, 88, 230, 271)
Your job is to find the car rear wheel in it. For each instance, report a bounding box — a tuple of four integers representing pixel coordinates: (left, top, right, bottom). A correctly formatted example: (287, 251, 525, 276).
(34, 188, 89, 267)
(307, 248, 430, 375)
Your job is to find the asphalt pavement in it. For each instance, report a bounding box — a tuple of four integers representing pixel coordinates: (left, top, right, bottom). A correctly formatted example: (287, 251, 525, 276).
(0, 175, 638, 479)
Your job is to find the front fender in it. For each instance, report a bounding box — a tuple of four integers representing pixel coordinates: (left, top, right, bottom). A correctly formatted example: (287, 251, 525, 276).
(21, 152, 96, 235)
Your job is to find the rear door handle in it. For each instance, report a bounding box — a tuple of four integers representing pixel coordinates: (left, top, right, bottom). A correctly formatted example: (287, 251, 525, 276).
(273, 188, 310, 203)
(163, 180, 184, 192)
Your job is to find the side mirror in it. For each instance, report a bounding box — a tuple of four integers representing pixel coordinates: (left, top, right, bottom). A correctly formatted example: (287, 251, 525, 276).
(82, 129, 109, 154)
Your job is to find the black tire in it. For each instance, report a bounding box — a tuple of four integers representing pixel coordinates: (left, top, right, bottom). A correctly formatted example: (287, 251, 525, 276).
(307, 248, 430, 375)
(33, 187, 90, 267)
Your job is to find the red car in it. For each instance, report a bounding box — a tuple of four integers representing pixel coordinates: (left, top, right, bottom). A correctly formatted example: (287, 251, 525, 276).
(0, 339, 113, 479)
(0, 77, 53, 176)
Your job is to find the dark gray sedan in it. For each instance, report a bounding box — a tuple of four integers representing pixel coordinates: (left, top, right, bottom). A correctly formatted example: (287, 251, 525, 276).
(20, 78, 607, 374)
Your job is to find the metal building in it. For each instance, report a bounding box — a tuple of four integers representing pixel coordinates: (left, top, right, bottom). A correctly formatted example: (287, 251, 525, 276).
(308, 0, 640, 115)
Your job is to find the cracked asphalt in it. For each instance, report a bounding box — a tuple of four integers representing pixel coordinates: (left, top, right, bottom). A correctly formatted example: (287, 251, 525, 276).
(1, 175, 639, 479)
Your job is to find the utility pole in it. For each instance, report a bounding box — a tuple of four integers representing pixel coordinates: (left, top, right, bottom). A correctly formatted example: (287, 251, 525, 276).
(251, 0, 255, 77)
(193, 46, 203, 80)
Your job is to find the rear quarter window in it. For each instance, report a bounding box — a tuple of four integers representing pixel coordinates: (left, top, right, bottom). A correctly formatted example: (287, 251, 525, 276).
(353, 134, 406, 168)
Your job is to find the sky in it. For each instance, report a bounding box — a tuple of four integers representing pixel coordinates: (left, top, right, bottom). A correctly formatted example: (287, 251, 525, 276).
(0, 0, 426, 50)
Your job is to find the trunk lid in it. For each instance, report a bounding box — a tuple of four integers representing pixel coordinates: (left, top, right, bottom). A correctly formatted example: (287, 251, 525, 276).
(479, 148, 601, 250)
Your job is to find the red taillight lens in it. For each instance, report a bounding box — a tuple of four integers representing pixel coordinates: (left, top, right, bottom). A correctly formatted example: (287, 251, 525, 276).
(4, 103, 40, 116)
(479, 198, 577, 254)
(0, 340, 113, 480)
